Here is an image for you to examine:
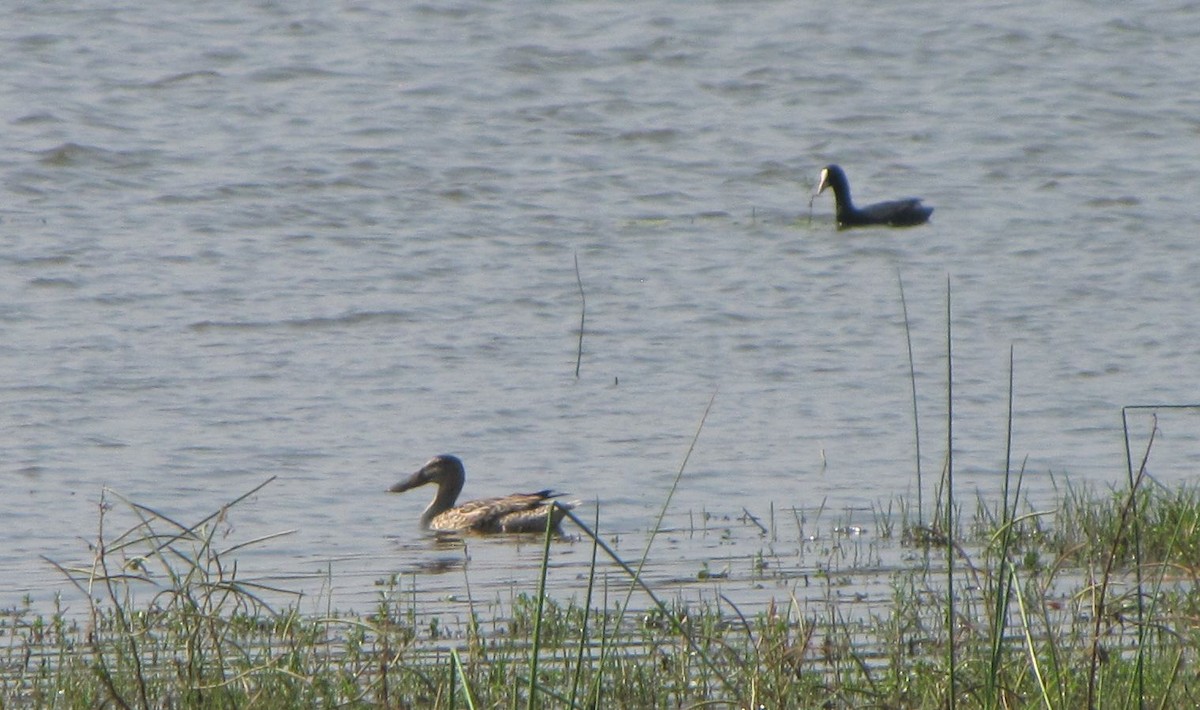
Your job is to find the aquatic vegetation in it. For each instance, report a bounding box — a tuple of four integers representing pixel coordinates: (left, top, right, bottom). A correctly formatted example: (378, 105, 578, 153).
(5, 288, 1200, 707)
(3, 462, 1200, 708)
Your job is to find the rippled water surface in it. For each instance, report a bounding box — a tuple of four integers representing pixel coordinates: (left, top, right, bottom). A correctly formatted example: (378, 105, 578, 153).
(3, 1, 1200, 613)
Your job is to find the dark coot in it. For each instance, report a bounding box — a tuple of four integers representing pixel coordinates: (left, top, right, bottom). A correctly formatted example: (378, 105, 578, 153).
(815, 164, 932, 228)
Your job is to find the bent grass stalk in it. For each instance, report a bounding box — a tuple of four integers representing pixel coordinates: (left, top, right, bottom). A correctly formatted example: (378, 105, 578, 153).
(1087, 416, 1156, 709)
(576, 389, 740, 702)
(560, 506, 739, 702)
(1012, 563, 1054, 710)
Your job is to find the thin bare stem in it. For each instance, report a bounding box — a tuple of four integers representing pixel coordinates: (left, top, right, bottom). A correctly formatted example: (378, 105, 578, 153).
(1088, 415, 1157, 708)
(574, 251, 585, 379)
(897, 271, 923, 526)
(1121, 402, 1200, 708)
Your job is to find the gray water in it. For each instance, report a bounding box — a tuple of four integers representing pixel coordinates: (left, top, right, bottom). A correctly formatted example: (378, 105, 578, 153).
(3, 0, 1200, 615)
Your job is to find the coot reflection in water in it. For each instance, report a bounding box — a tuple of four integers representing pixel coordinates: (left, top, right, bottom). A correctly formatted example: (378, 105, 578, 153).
(815, 164, 933, 229)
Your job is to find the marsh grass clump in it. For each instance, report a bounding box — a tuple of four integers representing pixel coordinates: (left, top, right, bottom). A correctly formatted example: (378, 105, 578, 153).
(1, 480, 430, 709)
(1046, 481, 1200, 567)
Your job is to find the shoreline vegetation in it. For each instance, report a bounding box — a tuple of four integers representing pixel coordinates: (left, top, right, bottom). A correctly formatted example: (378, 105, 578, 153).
(3, 451, 1199, 708)
(5, 291, 1199, 708)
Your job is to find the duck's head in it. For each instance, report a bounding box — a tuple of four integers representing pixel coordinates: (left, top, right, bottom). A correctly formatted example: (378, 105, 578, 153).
(389, 454, 465, 494)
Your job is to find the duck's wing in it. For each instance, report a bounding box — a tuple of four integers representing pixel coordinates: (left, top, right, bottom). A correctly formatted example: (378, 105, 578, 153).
(499, 495, 578, 534)
(430, 491, 566, 533)
(855, 198, 932, 226)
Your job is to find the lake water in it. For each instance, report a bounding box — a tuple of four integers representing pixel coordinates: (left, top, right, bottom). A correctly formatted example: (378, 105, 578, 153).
(3, 0, 1200, 617)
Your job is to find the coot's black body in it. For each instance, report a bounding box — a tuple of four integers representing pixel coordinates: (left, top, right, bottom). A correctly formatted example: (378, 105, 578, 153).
(816, 164, 932, 228)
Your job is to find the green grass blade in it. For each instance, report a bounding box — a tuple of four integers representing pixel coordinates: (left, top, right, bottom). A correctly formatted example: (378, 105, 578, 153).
(526, 504, 557, 710)
(450, 648, 477, 710)
(568, 503, 601, 708)
(1011, 565, 1053, 710)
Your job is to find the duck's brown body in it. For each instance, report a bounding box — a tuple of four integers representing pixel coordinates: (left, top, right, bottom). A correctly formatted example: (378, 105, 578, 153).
(389, 455, 573, 534)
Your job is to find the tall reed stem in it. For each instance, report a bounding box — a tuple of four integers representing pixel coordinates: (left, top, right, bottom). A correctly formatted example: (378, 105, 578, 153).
(944, 276, 956, 709)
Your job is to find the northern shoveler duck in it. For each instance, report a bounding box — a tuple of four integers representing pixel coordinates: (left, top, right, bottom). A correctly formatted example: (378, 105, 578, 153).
(815, 164, 933, 228)
(388, 455, 574, 534)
